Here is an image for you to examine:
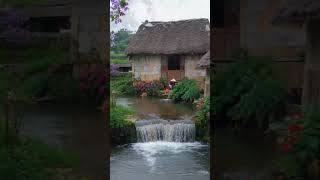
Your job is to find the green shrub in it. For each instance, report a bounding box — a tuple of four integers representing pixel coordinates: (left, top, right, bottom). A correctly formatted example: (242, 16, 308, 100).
(195, 97, 210, 142)
(111, 74, 135, 95)
(213, 56, 287, 130)
(159, 77, 168, 88)
(169, 78, 200, 102)
(110, 105, 134, 129)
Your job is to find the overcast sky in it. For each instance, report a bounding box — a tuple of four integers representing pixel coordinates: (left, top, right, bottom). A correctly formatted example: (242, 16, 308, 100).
(111, 0, 210, 32)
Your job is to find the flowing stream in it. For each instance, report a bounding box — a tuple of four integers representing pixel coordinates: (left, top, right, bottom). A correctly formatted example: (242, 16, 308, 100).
(111, 97, 209, 180)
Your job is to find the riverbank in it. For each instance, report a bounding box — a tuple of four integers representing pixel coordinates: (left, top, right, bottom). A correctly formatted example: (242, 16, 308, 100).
(1, 103, 108, 179)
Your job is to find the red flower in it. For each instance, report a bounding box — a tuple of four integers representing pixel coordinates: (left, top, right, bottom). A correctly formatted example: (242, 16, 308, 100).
(288, 124, 303, 133)
(281, 143, 291, 153)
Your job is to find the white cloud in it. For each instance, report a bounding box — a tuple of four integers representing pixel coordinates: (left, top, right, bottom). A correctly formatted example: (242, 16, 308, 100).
(111, 0, 210, 32)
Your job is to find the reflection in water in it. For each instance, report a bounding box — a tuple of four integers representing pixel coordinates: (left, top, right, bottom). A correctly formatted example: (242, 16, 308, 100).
(117, 97, 194, 120)
(112, 97, 209, 180)
(19, 103, 107, 179)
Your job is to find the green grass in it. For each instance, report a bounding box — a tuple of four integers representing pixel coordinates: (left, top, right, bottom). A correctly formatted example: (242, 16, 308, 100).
(111, 58, 129, 64)
(110, 52, 128, 64)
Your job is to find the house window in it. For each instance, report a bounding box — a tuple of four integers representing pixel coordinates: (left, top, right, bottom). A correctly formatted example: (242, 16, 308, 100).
(168, 55, 180, 70)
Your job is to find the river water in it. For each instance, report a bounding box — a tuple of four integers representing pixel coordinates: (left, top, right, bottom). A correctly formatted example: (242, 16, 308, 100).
(15, 103, 107, 179)
(111, 97, 210, 180)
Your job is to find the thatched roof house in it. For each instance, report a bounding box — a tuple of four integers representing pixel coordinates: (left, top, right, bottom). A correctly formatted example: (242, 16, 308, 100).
(125, 18, 210, 88)
(273, 0, 320, 105)
(125, 18, 209, 55)
(197, 50, 210, 69)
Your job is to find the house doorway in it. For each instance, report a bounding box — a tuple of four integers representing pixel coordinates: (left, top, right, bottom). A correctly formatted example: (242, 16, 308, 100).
(162, 55, 185, 82)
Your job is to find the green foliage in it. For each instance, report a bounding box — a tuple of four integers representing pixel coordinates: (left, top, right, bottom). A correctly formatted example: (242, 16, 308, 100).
(169, 78, 200, 102)
(110, 105, 134, 129)
(275, 107, 320, 179)
(195, 97, 210, 142)
(110, 74, 135, 95)
(159, 77, 168, 88)
(111, 52, 128, 64)
(213, 56, 287, 129)
(111, 29, 134, 53)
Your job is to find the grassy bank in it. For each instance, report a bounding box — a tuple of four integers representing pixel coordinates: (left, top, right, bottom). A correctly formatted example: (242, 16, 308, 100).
(0, 119, 79, 179)
(110, 103, 137, 145)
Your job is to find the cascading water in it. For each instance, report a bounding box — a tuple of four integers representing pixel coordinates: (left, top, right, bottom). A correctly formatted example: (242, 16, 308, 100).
(135, 119, 196, 142)
(111, 97, 209, 180)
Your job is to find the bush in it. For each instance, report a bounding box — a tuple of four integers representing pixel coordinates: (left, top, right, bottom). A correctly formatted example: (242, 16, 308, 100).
(195, 97, 210, 142)
(271, 107, 320, 179)
(110, 105, 134, 129)
(110, 74, 135, 95)
(213, 56, 287, 130)
(169, 78, 200, 102)
(133, 80, 164, 96)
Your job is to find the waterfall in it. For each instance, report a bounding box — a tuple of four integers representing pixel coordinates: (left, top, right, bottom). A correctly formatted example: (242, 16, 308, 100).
(135, 120, 196, 142)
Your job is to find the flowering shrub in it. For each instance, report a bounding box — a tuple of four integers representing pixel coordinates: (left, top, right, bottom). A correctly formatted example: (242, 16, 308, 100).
(133, 80, 164, 96)
(273, 108, 320, 179)
(111, 64, 120, 77)
(110, 0, 129, 24)
(78, 67, 106, 104)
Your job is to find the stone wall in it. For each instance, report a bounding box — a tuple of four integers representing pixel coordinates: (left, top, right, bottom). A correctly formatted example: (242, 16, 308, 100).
(185, 55, 206, 89)
(130, 55, 162, 81)
(131, 54, 206, 90)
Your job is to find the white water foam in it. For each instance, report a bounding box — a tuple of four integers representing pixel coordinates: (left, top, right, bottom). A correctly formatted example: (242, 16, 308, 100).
(132, 141, 207, 167)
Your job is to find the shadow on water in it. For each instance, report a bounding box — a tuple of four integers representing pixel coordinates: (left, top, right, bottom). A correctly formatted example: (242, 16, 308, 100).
(16, 103, 107, 179)
(213, 129, 281, 180)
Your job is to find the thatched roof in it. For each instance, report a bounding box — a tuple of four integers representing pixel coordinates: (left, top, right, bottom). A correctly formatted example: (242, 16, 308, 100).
(125, 18, 210, 55)
(197, 50, 210, 69)
(272, 0, 320, 25)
